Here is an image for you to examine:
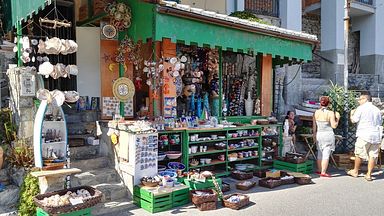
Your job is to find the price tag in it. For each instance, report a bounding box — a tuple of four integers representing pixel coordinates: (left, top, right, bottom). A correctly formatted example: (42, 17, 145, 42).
(69, 198, 84, 205)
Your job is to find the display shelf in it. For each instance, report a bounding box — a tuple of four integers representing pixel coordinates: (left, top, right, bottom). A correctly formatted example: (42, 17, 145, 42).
(189, 160, 226, 168)
(262, 134, 279, 137)
(189, 139, 227, 145)
(214, 171, 229, 177)
(42, 141, 66, 145)
(228, 156, 259, 162)
(227, 136, 260, 141)
(189, 149, 226, 157)
(228, 146, 258, 152)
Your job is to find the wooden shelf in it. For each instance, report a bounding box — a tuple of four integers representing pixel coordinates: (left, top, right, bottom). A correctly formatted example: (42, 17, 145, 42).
(189, 149, 226, 157)
(189, 160, 226, 168)
(228, 146, 258, 152)
(189, 139, 227, 145)
(228, 156, 259, 162)
(227, 136, 260, 141)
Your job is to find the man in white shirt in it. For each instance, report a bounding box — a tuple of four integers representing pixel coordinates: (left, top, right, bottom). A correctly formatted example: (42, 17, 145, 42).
(347, 92, 382, 181)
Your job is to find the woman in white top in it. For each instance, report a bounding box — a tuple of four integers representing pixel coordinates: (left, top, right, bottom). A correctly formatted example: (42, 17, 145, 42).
(313, 96, 340, 177)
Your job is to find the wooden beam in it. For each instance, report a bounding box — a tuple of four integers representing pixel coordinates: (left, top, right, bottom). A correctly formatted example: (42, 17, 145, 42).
(260, 54, 273, 116)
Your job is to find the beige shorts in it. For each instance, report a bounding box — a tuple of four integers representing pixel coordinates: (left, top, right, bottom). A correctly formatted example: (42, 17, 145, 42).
(354, 137, 379, 160)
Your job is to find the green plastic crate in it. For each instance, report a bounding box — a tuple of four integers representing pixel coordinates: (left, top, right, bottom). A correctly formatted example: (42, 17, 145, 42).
(36, 207, 91, 216)
(183, 178, 222, 190)
(172, 187, 189, 207)
(133, 186, 173, 213)
(273, 160, 313, 174)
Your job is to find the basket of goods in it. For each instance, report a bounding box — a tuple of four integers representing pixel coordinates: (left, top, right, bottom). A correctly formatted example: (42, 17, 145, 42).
(294, 175, 314, 185)
(231, 170, 253, 180)
(222, 182, 231, 192)
(285, 152, 306, 164)
(235, 181, 256, 191)
(280, 175, 295, 185)
(190, 189, 218, 205)
(141, 176, 160, 187)
(222, 193, 250, 210)
(195, 200, 217, 211)
(258, 177, 282, 189)
(43, 159, 66, 171)
(34, 186, 102, 215)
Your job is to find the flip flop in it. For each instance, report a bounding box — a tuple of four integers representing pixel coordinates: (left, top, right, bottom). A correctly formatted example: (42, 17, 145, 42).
(364, 175, 373, 181)
(347, 170, 358, 178)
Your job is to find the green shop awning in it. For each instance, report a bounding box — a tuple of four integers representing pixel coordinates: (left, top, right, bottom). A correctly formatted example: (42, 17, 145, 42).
(3, 0, 52, 31)
(126, 0, 317, 62)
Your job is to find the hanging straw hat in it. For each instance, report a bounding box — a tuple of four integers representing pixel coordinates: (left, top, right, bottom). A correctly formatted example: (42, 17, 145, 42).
(38, 62, 54, 78)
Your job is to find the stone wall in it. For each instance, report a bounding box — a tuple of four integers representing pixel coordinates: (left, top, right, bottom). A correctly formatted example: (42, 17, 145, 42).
(302, 14, 321, 78)
(7, 67, 37, 141)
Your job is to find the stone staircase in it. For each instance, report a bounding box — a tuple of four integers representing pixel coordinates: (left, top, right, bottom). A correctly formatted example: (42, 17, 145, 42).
(70, 145, 135, 215)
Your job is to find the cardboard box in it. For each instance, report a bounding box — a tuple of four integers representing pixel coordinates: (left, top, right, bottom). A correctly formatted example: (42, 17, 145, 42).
(266, 170, 281, 178)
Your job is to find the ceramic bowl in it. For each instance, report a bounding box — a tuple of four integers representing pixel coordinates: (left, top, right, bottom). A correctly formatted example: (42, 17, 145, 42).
(158, 165, 167, 172)
(165, 151, 182, 160)
(167, 162, 186, 171)
(158, 170, 177, 178)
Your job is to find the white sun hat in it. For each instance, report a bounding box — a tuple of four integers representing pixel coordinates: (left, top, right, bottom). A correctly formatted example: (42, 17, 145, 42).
(38, 61, 54, 78)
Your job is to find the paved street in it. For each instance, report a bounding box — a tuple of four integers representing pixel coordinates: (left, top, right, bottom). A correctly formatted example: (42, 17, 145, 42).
(112, 168, 384, 216)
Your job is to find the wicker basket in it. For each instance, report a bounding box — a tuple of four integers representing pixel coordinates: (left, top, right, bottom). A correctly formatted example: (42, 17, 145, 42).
(231, 171, 253, 180)
(190, 189, 218, 205)
(258, 177, 282, 189)
(195, 201, 217, 211)
(42, 162, 65, 171)
(256, 120, 269, 125)
(235, 181, 256, 191)
(34, 186, 102, 215)
(294, 176, 314, 185)
(222, 193, 250, 210)
(285, 153, 307, 164)
(141, 181, 159, 187)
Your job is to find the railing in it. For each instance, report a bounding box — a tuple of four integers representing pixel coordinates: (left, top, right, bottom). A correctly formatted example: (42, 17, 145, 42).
(353, 0, 373, 5)
(244, 0, 279, 17)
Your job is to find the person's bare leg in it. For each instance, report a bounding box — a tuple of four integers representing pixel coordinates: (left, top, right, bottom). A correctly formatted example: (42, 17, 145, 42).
(366, 157, 376, 178)
(352, 156, 362, 174)
(321, 159, 329, 174)
(317, 160, 322, 173)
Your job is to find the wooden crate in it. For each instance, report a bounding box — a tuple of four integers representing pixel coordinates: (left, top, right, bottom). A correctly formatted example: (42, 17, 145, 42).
(172, 187, 190, 207)
(133, 184, 190, 213)
(133, 186, 172, 213)
(273, 160, 313, 174)
(36, 207, 91, 216)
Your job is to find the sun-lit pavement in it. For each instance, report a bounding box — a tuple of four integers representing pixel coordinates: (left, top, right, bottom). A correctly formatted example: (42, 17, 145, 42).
(111, 168, 384, 216)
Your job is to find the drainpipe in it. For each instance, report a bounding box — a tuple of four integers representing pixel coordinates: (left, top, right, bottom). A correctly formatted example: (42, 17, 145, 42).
(343, 0, 350, 151)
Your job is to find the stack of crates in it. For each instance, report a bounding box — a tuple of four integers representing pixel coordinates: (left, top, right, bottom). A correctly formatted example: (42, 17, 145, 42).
(36, 207, 92, 216)
(273, 160, 313, 174)
(133, 184, 189, 213)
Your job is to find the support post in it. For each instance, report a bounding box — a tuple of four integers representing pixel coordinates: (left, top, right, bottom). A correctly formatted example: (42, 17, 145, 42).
(260, 54, 273, 116)
(343, 0, 350, 150)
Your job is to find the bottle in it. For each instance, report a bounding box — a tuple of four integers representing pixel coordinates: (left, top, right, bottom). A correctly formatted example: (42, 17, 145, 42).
(284, 119, 289, 137)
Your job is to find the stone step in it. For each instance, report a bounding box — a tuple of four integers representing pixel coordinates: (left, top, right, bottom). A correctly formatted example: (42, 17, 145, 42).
(72, 168, 119, 187)
(70, 145, 100, 160)
(71, 156, 109, 171)
(94, 182, 129, 202)
(91, 198, 136, 216)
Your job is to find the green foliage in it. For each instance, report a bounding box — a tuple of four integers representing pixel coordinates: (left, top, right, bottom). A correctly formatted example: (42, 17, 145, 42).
(229, 11, 270, 25)
(7, 139, 34, 169)
(0, 108, 17, 145)
(18, 172, 39, 216)
(325, 81, 359, 117)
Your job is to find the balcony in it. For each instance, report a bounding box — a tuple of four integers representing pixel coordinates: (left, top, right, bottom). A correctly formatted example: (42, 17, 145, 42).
(303, 0, 374, 16)
(244, 0, 279, 17)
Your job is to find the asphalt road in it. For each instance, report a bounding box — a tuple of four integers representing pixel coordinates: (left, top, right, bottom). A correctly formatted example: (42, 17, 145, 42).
(113, 168, 384, 216)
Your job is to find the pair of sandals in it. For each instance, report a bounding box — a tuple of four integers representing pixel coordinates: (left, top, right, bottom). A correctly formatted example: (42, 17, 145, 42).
(315, 171, 332, 177)
(347, 170, 373, 181)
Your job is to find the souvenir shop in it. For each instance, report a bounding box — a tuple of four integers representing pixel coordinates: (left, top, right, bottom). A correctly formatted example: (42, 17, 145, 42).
(5, 0, 317, 214)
